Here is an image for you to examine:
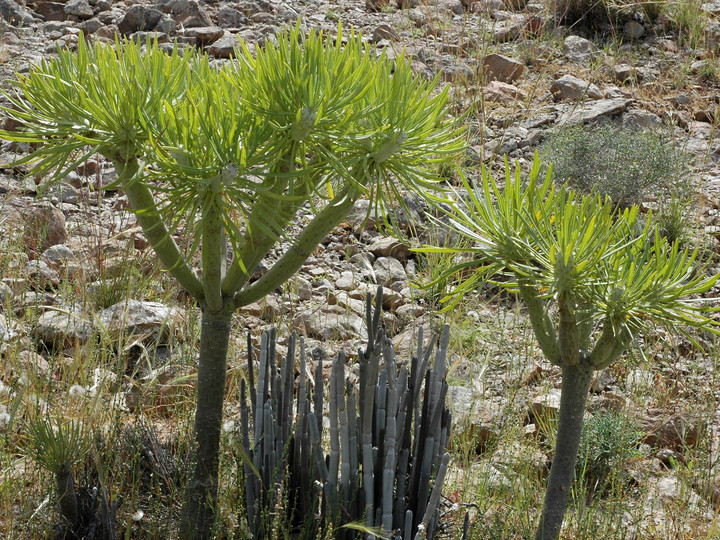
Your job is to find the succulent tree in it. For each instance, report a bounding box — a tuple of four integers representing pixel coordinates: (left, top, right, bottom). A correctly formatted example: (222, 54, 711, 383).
(421, 159, 719, 540)
(0, 28, 463, 537)
(27, 419, 90, 535)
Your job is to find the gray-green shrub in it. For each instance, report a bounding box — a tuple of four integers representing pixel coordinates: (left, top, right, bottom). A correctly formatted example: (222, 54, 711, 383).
(541, 124, 689, 210)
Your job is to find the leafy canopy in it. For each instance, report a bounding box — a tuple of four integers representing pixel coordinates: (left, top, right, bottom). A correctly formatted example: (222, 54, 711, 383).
(420, 158, 719, 364)
(1, 26, 465, 283)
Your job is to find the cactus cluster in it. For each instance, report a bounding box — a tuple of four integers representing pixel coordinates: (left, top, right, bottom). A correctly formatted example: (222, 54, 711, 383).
(239, 287, 452, 539)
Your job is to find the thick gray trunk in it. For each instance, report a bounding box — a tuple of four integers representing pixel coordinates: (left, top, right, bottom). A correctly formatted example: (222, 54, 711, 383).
(180, 309, 233, 539)
(56, 463, 78, 529)
(535, 363, 594, 540)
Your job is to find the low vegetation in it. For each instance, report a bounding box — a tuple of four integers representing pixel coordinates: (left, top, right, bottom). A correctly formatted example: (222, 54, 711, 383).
(1, 1, 720, 539)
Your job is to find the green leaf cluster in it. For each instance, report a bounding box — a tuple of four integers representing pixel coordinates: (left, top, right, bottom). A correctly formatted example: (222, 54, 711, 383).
(1, 26, 464, 310)
(421, 157, 719, 368)
(27, 418, 90, 474)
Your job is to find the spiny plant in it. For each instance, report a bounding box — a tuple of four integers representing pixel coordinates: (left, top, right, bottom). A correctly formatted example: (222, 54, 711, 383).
(238, 288, 452, 540)
(419, 157, 720, 540)
(0, 27, 464, 538)
(27, 418, 90, 535)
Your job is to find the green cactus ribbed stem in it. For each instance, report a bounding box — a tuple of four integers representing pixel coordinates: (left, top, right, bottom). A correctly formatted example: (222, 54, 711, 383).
(336, 353, 351, 507)
(518, 277, 562, 366)
(201, 206, 226, 312)
(232, 191, 355, 308)
(56, 463, 78, 529)
(329, 361, 340, 486)
(519, 281, 561, 365)
(111, 157, 204, 302)
(240, 380, 256, 531)
(413, 452, 450, 540)
(220, 160, 297, 297)
(558, 292, 579, 367)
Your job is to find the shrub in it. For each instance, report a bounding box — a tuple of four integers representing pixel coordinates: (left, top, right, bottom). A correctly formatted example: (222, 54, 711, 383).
(540, 124, 690, 210)
(576, 410, 642, 495)
(421, 157, 719, 540)
(551, 0, 631, 33)
(1, 27, 464, 537)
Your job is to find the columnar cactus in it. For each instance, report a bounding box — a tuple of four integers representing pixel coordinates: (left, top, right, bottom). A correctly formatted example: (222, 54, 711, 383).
(239, 288, 452, 539)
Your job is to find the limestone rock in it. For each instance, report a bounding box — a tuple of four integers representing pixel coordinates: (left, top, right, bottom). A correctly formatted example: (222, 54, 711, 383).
(206, 32, 241, 58)
(0, 281, 12, 305)
(240, 294, 282, 321)
(217, 6, 247, 27)
(483, 80, 528, 102)
(482, 53, 524, 83)
(613, 63, 637, 83)
(118, 5, 163, 34)
(0, 312, 15, 344)
(292, 276, 313, 301)
(563, 35, 597, 63)
(155, 0, 189, 14)
(23, 260, 60, 290)
(395, 303, 425, 320)
(293, 305, 366, 341)
(449, 385, 502, 453)
(623, 20, 644, 40)
(591, 368, 615, 392)
(373, 256, 407, 286)
(372, 23, 399, 42)
(335, 271, 357, 291)
(34, 1, 66, 22)
(557, 98, 631, 126)
(641, 408, 703, 451)
(64, 0, 94, 19)
(367, 237, 412, 261)
(702, 1, 720, 14)
(41, 244, 78, 270)
(391, 322, 430, 359)
(154, 14, 175, 35)
(98, 300, 186, 343)
(328, 291, 365, 316)
(33, 310, 94, 349)
(174, 1, 212, 27)
(550, 74, 603, 100)
(184, 25, 224, 45)
(18, 350, 50, 376)
(0, 0, 36, 25)
(80, 18, 104, 34)
(24, 203, 67, 258)
(529, 388, 562, 422)
(623, 109, 662, 130)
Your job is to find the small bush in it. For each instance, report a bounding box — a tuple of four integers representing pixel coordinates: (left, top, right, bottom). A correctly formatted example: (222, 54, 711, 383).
(541, 124, 690, 210)
(551, 0, 666, 34)
(672, 0, 709, 50)
(551, 0, 631, 33)
(576, 410, 643, 495)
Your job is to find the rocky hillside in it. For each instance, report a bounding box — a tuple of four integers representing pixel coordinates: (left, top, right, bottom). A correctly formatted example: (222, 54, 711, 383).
(2, 0, 720, 537)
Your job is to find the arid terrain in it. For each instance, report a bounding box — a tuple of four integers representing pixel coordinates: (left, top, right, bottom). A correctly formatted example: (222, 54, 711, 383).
(2, 0, 720, 538)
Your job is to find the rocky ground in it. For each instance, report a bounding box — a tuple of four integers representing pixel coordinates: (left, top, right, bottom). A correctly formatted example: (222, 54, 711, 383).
(2, 0, 720, 537)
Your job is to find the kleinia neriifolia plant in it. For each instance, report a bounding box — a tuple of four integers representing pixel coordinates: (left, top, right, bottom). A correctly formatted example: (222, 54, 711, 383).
(419, 158, 720, 540)
(0, 26, 464, 538)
